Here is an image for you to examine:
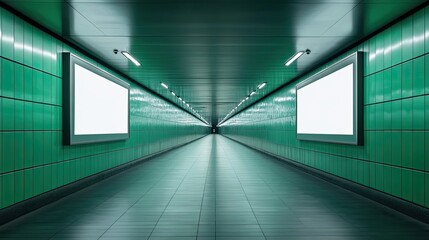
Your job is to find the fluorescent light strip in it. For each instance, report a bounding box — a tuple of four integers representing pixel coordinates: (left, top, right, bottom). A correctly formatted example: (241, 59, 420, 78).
(285, 51, 304, 66)
(161, 82, 168, 89)
(121, 51, 141, 66)
(171, 91, 176, 96)
(250, 91, 256, 96)
(257, 82, 267, 89)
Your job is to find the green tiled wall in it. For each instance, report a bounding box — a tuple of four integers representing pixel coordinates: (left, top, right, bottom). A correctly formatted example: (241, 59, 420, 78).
(220, 6, 429, 208)
(0, 7, 209, 209)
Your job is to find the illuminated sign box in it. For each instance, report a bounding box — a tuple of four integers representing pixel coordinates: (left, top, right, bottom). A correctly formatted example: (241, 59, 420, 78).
(296, 52, 363, 145)
(63, 53, 130, 145)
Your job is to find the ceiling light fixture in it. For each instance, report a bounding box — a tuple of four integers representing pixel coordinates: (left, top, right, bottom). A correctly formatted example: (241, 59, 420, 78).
(285, 49, 310, 66)
(257, 82, 267, 89)
(250, 91, 256, 96)
(161, 82, 169, 89)
(121, 51, 141, 66)
(171, 91, 176, 96)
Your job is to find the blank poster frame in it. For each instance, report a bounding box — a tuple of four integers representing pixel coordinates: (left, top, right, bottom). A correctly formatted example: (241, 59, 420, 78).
(63, 52, 130, 145)
(296, 52, 363, 145)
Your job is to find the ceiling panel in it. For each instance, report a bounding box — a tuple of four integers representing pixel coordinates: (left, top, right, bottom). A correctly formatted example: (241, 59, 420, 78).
(1, 0, 426, 125)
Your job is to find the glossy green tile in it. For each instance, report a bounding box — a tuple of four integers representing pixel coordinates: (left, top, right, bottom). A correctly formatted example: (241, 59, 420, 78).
(375, 72, 384, 103)
(375, 34, 384, 72)
(23, 23, 33, 66)
(401, 132, 412, 168)
(32, 70, 43, 103)
(23, 132, 33, 168)
(14, 100, 24, 131)
(412, 9, 425, 57)
(383, 28, 392, 69)
(43, 132, 52, 164)
(1, 173, 15, 207)
(43, 165, 52, 192)
(1, 8, 14, 59)
(425, 55, 429, 94)
(14, 64, 24, 100)
(375, 132, 383, 163)
(412, 96, 424, 130)
(14, 171, 24, 203)
(383, 165, 392, 194)
(426, 5, 429, 54)
(375, 164, 384, 191)
(14, 132, 24, 170)
(2, 58, 15, 98)
(375, 104, 383, 130)
(391, 167, 402, 197)
(14, 17, 24, 63)
(369, 37, 377, 74)
(33, 132, 44, 166)
(412, 171, 424, 206)
(24, 170, 36, 200)
(426, 132, 429, 172)
(401, 17, 413, 62)
(426, 96, 429, 130)
(413, 57, 424, 96)
(42, 33, 53, 73)
(369, 162, 376, 188)
(391, 23, 402, 65)
(383, 68, 392, 101)
(33, 103, 43, 130)
(2, 132, 15, 173)
(33, 167, 43, 196)
(32, 28, 43, 70)
(401, 169, 413, 200)
(401, 61, 412, 98)
(391, 100, 402, 129)
(391, 65, 402, 100)
(368, 74, 376, 104)
(401, 98, 412, 130)
(425, 173, 429, 208)
(412, 132, 424, 171)
(383, 102, 392, 130)
(23, 67, 33, 101)
(383, 132, 392, 165)
(1, 97, 15, 130)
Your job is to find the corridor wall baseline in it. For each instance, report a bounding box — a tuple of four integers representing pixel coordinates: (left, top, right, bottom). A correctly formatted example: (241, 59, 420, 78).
(220, 5, 429, 209)
(0, 6, 210, 210)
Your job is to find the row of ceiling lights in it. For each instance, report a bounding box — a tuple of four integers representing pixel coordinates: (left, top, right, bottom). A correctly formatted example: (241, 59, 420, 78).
(217, 49, 311, 127)
(160, 82, 210, 126)
(217, 82, 267, 126)
(118, 50, 209, 126)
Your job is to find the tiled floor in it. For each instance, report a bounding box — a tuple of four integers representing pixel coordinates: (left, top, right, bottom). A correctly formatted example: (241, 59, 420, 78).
(0, 135, 428, 239)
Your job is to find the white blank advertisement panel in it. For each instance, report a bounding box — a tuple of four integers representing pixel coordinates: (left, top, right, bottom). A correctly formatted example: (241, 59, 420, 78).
(63, 53, 130, 145)
(74, 64, 129, 135)
(296, 52, 362, 145)
(297, 64, 353, 135)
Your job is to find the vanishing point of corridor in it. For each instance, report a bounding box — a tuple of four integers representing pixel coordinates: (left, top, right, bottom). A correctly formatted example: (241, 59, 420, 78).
(0, 135, 428, 240)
